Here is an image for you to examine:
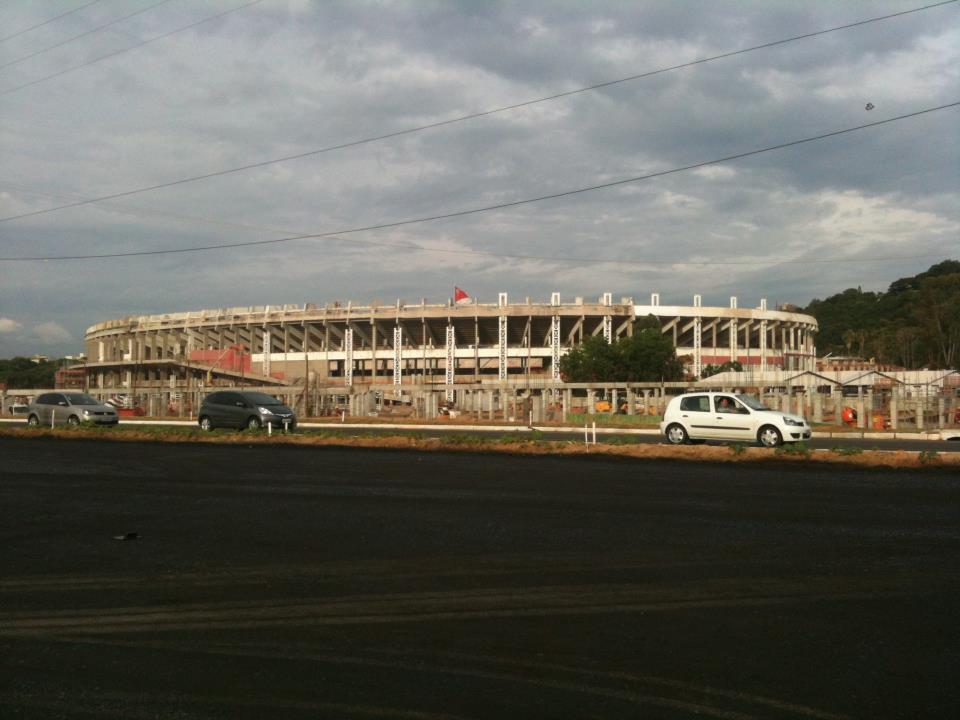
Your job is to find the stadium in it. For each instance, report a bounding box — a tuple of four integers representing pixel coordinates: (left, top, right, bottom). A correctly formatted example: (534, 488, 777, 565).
(82, 291, 818, 391)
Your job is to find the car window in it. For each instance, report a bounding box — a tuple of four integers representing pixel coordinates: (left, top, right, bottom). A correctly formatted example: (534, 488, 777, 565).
(716, 395, 750, 414)
(36, 393, 56, 405)
(65, 394, 99, 405)
(223, 392, 246, 406)
(205, 392, 225, 405)
(241, 392, 282, 406)
(679, 395, 709, 412)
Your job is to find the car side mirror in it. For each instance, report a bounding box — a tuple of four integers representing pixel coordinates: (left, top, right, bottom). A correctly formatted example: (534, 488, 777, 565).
(236, 401, 246, 407)
(59, 401, 68, 406)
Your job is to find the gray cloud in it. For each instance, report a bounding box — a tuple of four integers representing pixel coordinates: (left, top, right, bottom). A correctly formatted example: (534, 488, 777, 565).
(0, 0, 957, 357)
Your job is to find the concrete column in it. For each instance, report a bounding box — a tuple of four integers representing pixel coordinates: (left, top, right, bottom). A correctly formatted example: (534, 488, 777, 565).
(865, 388, 874, 429)
(890, 387, 899, 430)
(916, 395, 924, 430)
(626, 388, 635, 416)
(371, 323, 378, 381)
(759, 320, 767, 373)
(445, 324, 455, 402)
(780, 391, 789, 414)
(832, 386, 842, 426)
(587, 390, 596, 415)
(856, 388, 865, 430)
(611, 389, 618, 415)
(498, 315, 508, 381)
(563, 389, 571, 422)
(344, 327, 354, 387)
(813, 390, 822, 423)
(938, 396, 946, 427)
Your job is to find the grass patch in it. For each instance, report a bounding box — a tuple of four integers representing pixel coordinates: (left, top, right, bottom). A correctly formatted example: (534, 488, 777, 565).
(775, 442, 811, 458)
(564, 413, 659, 428)
(831, 446, 864, 456)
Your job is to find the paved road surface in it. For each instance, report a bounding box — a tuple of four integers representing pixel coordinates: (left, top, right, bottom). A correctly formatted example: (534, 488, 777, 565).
(1, 437, 958, 719)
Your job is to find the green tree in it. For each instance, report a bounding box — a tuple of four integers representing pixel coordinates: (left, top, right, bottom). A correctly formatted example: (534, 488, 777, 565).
(559, 328, 684, 382)
(701, 360, 743, 378)
(913, 274, 960, 369)
(0, 357, 61, 388)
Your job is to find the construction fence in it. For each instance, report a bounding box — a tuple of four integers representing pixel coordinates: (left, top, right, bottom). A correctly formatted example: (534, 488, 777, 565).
(3, 380, 959, 430)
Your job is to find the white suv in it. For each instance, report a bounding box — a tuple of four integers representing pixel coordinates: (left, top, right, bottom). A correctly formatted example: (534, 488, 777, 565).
(660, 392, 811, 447)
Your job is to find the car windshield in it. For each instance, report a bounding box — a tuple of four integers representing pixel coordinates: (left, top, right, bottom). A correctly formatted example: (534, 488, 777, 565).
(243, 392, 282, 406)
(66, 394, 100, 406)
(736, 394, 770, 411)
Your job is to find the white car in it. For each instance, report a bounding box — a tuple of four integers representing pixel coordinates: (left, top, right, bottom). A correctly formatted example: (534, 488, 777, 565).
(660, 392, 811, 447)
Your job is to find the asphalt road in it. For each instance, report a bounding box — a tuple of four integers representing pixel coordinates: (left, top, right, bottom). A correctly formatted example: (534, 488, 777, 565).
(1, 437, 958, 719)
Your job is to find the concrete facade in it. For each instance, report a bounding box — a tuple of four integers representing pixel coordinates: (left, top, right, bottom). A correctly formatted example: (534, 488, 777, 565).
(82, 292, 818, 391)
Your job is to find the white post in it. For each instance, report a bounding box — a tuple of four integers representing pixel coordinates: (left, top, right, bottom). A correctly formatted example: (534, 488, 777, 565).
(268, 421, 272, 436)
(592, 421, 597, 445)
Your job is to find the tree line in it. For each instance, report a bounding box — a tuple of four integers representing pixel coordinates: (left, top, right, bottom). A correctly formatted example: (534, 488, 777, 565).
(803, 260, 959, 370)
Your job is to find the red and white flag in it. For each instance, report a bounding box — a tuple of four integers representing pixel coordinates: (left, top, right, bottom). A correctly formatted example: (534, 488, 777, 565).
(454, 287, 470, 304)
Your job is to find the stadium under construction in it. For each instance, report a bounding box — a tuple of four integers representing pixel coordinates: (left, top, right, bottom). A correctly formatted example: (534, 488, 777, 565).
(81, 292, 819, 392)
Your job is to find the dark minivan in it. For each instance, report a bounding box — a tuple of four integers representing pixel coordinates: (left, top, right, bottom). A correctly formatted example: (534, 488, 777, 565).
(198, 391, 296, 431)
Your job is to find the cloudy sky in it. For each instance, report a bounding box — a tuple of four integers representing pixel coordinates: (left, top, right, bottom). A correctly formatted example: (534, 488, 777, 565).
(1, 0, 957, 357)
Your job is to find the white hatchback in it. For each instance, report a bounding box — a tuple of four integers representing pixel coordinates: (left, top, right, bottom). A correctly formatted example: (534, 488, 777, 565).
(660, 392, 811, 447)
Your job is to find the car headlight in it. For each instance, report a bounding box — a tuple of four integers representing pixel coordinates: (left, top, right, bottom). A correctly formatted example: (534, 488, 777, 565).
(82, 410, 91, 417)
(257, 406, 273, 415)
(783, 417, 804, 427)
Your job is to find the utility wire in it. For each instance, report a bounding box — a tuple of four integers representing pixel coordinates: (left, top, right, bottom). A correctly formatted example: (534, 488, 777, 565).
(0, 0, 104, 44)
(0, 0, 264, 97)
(2, 103, 956, 262)
(0, 0, 177, 71)
(0, 182, 948, 270)
(0, 0, 954, 221)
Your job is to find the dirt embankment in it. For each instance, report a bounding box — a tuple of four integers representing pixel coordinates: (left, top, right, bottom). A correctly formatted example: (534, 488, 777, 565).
(0, 425, 955, 470)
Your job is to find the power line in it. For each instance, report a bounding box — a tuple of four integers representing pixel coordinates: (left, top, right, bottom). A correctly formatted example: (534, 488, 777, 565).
(0, 0, 177, 71)
(0, 0, 954, 222)
(0, 182, 948, 270)
(0, 0, 264, 97)
(2, 103, 956, 263)
(0, 0, 104, 44)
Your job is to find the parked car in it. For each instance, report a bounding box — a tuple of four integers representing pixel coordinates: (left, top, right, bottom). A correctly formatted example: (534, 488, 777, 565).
(6, 402, 29, 416)
(198, 390, 296, 431)
(660, 392, 811, 447)
(26, 392, 119, 427)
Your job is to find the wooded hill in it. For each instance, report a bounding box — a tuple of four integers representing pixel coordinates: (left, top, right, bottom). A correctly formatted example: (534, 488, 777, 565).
(802, 260, 960, 370)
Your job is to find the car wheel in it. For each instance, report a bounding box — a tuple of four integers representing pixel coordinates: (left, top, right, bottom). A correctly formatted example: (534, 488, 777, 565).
(758, 425, 783, 448)
(246, 416, 261, 431)
(665, 423, 688, 445)
(199, 416, 213, 431)
(27, 414, 39, 427)
(66, 415, 80, 426)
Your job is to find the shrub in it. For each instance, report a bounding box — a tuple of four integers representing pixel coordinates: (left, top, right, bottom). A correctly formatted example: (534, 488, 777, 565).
(729, 443, 746, 456)
(919, 449, 940, 465)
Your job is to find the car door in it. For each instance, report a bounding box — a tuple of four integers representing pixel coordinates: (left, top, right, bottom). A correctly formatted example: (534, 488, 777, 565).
(709, 395, 755, 442)
(33, 393, 54, 424)
(204, 392, 228, 426)
(221, 392, 248, 428)
(676, 395, 713, 439)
